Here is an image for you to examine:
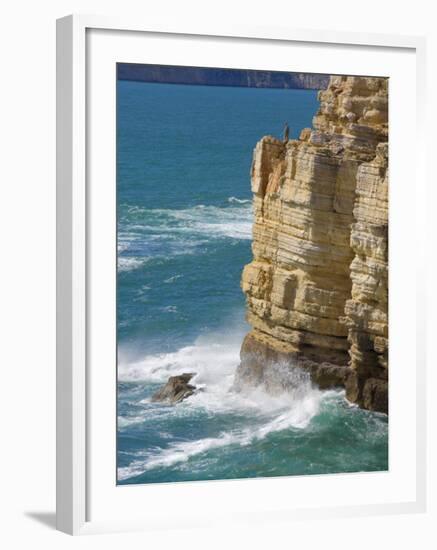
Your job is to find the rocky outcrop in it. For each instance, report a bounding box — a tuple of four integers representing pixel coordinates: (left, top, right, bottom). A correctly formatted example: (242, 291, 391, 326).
(118, 64, 329, 90)
(343, 142, 388, 411)
(151, 373, 197, 404)
(236, 76, 388, 413)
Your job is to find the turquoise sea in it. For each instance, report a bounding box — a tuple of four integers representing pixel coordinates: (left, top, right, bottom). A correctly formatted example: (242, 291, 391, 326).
(116, 80, 388, 484)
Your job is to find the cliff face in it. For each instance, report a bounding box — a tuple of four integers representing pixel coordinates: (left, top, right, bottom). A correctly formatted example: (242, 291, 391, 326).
(236, 76, 388, 413)
(118, 64, 329, 90)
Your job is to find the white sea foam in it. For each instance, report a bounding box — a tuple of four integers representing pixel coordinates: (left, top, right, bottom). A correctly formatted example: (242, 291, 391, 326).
(117, 242, 130, 253)
(194, 220, 252, 240)
(117, 384, 330, 480)
(117, 230, 142, 253)
(117, 415, 148, 428)
(228, 196, 251, 204)
(117, 332, 241, 386)
(161, 204, 253, 240)
(117, 257, 147, 272)
(120, 202, 253, 243)
(117, 326, 340, 480)
(160, 305, 178, 313)
(116, 202, 253, 273)
(164, 274, 182, 283)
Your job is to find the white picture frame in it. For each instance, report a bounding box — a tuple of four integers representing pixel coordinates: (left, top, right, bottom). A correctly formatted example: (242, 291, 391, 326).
(56, 14, 427, 535)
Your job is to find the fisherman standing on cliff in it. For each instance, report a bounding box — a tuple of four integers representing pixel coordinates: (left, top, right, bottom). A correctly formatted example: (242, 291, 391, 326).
(283, 122, 289, 143)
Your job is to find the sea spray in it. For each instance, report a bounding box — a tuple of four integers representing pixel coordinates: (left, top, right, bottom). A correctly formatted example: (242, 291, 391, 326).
(117, 329, 344, 482)
(117, 329, 387, 484)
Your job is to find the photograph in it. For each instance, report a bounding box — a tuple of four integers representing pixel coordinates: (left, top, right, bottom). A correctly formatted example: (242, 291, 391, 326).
(1, 0, 432, 544)
(116, 63, 389, 485)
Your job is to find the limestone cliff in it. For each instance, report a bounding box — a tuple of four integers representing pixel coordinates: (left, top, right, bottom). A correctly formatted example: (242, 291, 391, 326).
(236, 76, 388, 413)
(118, 64, 329, 90)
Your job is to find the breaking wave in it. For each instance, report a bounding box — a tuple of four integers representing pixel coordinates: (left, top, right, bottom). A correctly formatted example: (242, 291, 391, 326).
(117, 200, 253, 272)
(228, 196, 251, 204)
(117, 256, 151, 272)
(117, 401, 320, 481)
(117, 328, 339, 482)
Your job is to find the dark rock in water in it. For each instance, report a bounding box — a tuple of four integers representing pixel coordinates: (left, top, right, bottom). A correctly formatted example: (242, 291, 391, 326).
(363, 378, 388, 413)
(301, 360, 351, 389)
(346, 373, 388, 414)
(234, 331, 388, 413)
(234, 332, 351, 393)
(151, 373, 197, 404)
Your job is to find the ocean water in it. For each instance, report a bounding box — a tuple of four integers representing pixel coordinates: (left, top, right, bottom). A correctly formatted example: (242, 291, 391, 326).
(117, 80, 388, 484)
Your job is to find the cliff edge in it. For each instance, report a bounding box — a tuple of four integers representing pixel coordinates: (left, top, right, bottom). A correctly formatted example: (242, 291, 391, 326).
(236, 75, 388, 413)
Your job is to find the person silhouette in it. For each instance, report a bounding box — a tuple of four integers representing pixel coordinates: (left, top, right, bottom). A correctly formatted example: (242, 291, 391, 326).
(283, 122, 289, 143)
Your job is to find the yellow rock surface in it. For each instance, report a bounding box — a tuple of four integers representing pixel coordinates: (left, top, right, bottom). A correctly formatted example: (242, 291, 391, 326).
(239, 76, 389, 412)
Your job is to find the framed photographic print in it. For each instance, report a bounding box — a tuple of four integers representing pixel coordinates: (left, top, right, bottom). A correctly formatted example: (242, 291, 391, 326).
(56, 15, 427, 535)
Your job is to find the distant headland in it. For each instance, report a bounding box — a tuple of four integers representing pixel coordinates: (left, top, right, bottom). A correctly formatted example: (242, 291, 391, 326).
(117, 63, 330, 90)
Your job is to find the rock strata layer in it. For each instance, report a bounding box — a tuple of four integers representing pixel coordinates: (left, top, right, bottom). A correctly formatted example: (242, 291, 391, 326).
(236, 76, 388, 413)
